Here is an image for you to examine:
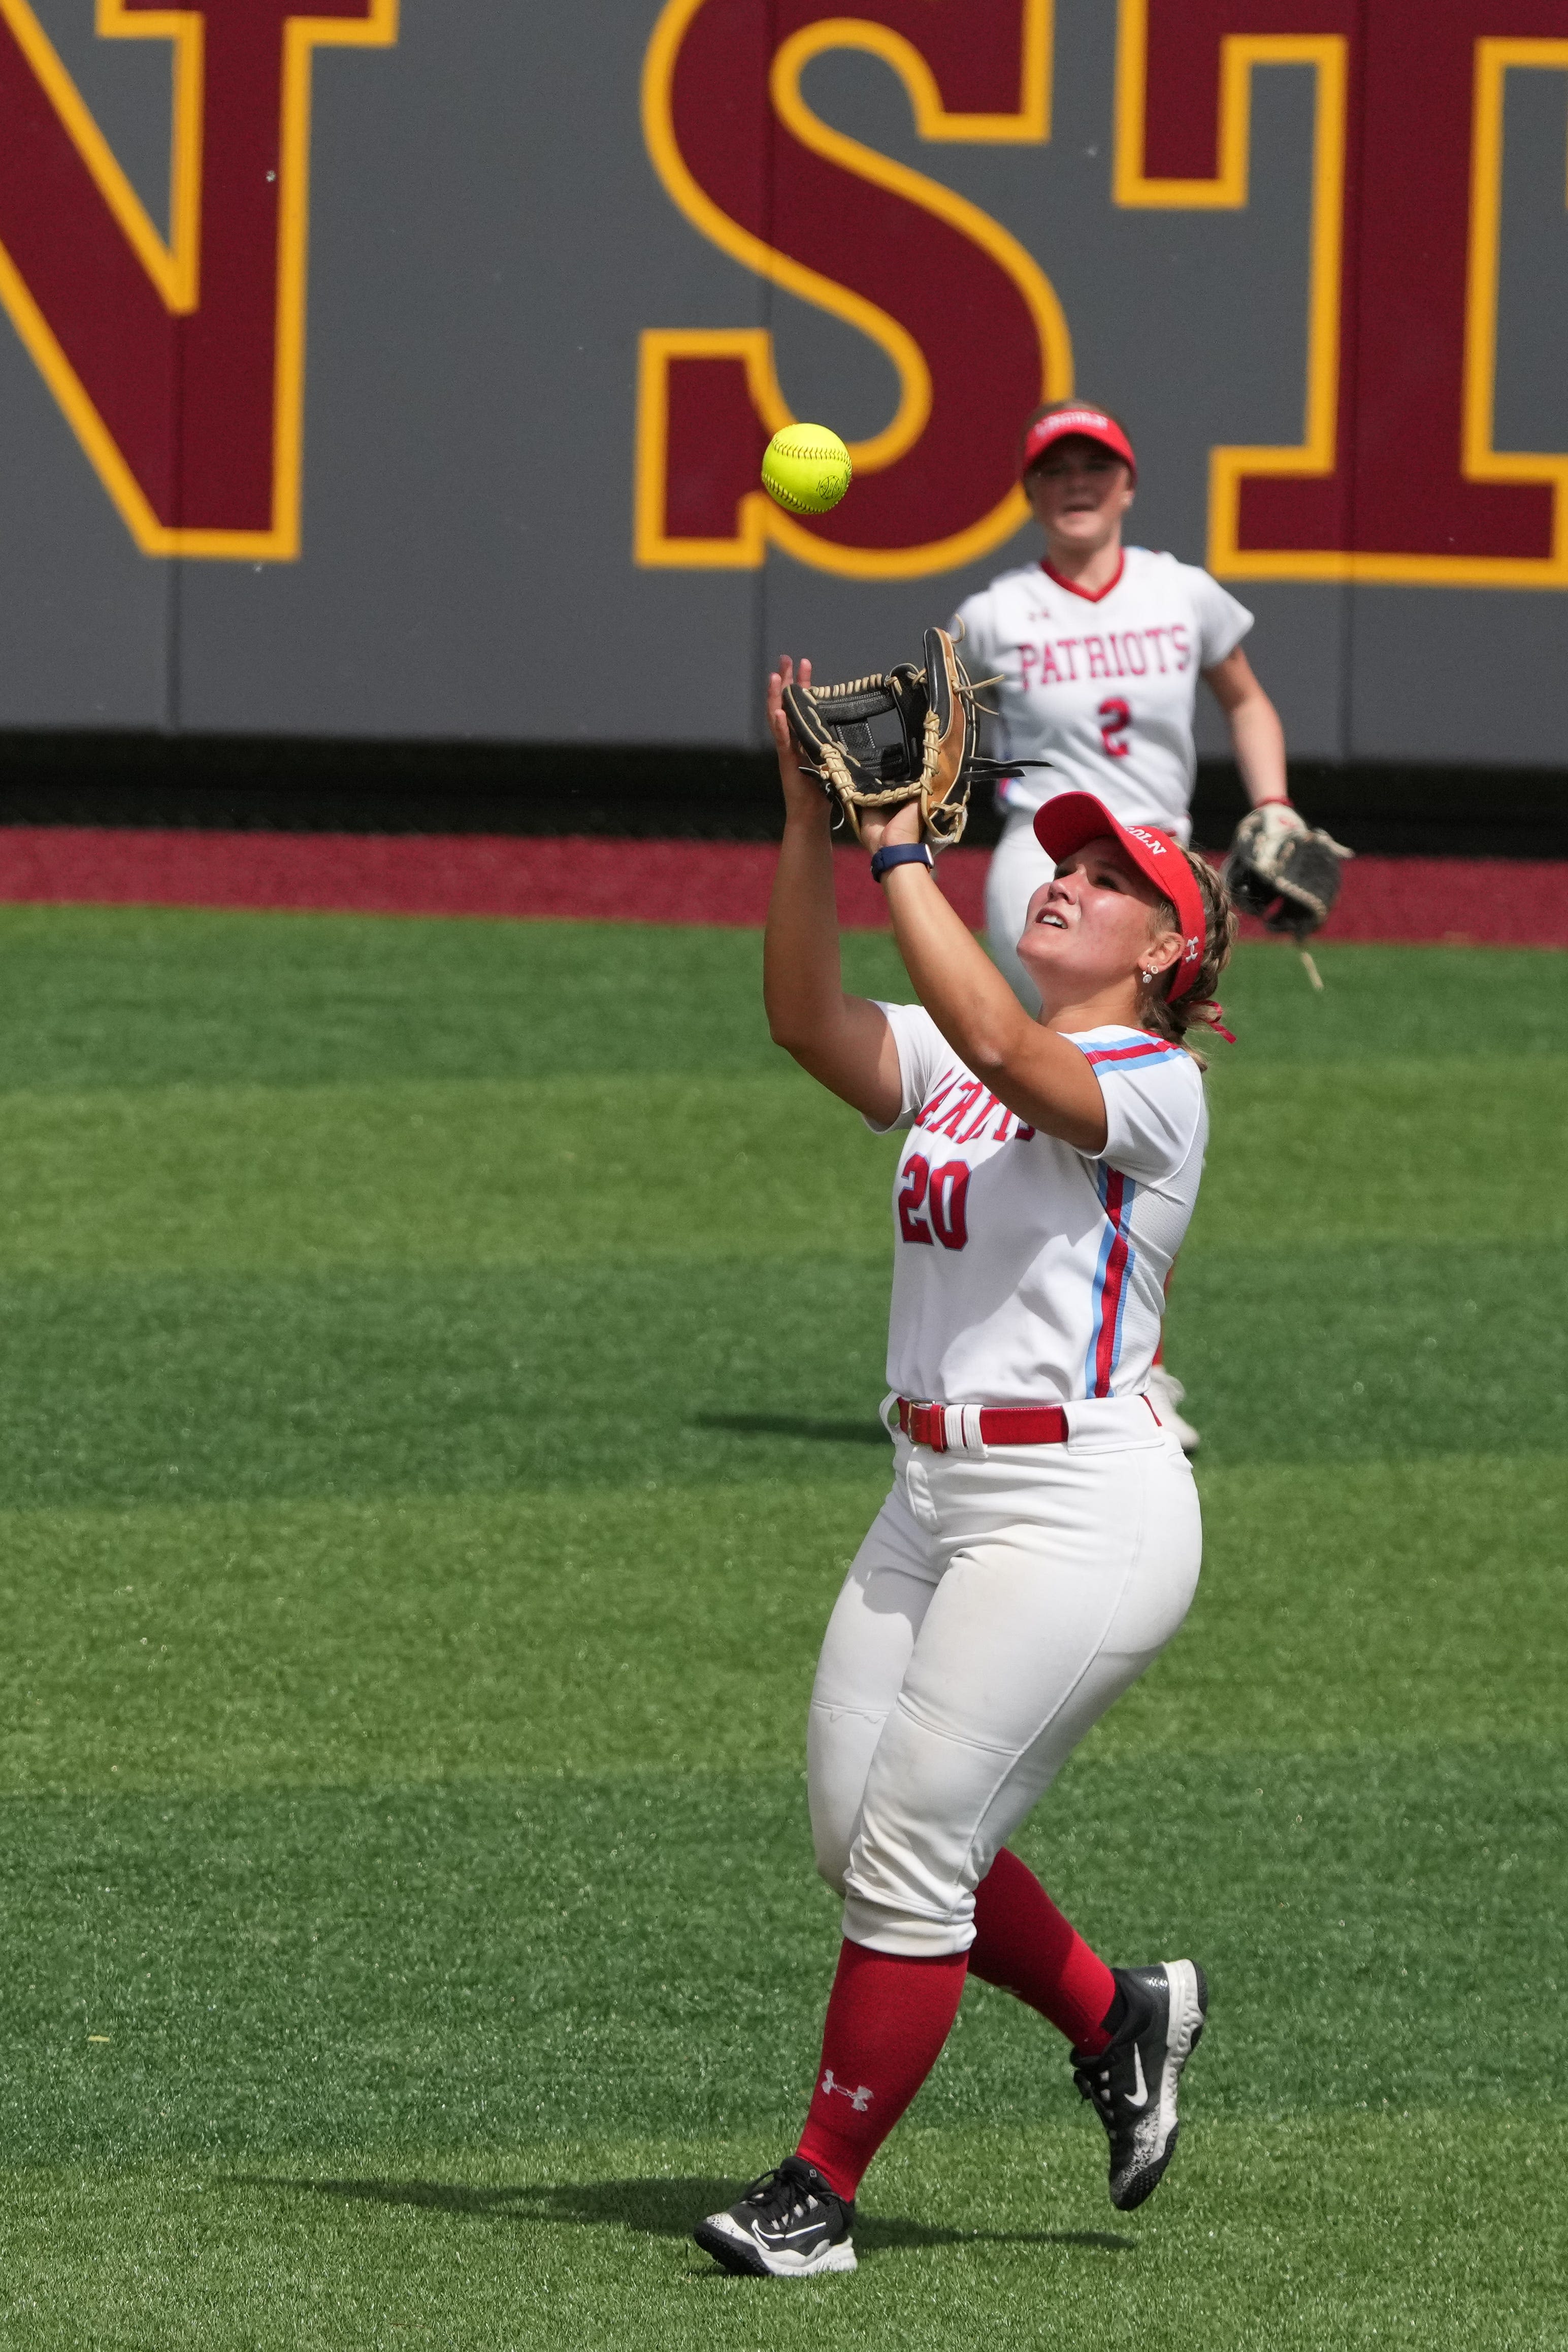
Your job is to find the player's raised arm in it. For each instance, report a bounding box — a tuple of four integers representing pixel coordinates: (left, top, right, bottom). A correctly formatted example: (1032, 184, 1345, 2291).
(1202, 645, 1290, 814)
(762, 657, 904, 1126)
(862, 792, 1227, 1153)
(871, 811, 1113, 1150)
(854, 802, 1123, 1152)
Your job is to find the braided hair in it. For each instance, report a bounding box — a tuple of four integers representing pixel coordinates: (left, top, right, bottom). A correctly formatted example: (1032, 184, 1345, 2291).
(1137, 849, 1238, 1068)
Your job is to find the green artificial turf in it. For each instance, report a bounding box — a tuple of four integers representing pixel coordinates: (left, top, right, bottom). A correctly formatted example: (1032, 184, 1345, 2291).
(0, 1458, 1563, 1795)
(0, 906, 1563, 2348)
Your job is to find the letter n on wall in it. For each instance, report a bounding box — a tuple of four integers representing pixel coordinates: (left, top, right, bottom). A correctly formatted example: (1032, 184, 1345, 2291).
(0, 0, 398, 559)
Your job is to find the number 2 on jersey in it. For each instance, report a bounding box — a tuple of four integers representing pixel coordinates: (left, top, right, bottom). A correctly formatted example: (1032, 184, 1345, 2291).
(1097, 696, 1131, 759)
(898, 1154, 969, 1250)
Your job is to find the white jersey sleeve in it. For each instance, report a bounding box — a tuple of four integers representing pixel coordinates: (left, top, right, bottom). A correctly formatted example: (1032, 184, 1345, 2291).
(1073, 1033, 1206, 1183)
(1184, 564, 1254, 669)
(949, 589, 1007, 766)
(865, 1000, 951, 1131)
(949, 586, 998, 674)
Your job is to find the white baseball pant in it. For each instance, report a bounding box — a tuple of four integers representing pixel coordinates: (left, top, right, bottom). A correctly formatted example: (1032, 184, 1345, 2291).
(807, 1396, 1201, 1957)
(984, 810, 1057, 1011)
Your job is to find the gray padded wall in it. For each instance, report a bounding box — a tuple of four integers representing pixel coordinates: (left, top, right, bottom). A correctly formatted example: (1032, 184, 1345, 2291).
(1, 2, 1565, 763)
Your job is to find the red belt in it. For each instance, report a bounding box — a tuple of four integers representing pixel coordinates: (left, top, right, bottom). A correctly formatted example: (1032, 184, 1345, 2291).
(898, 1397, 1069, 1451)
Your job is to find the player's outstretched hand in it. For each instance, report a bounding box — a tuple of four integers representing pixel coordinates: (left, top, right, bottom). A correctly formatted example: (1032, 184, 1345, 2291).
(768, 656, 827, 825)
(1249, 800, 1308, 858)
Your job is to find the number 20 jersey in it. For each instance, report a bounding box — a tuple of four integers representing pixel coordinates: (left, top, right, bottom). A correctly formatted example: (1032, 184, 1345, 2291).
(872, 1002, 1208, 1408)
(951, 546, 1253, 842)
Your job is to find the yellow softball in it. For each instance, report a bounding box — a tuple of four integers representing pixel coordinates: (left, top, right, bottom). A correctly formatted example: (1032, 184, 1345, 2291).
(761, 424, 853, 515)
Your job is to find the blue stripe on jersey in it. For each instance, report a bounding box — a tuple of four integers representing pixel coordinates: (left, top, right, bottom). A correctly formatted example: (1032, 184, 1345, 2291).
(1084, 1045, 1182, 1072)
(1107, 1178, 1137, 1386)
(1083, 1163, 1138, 1397)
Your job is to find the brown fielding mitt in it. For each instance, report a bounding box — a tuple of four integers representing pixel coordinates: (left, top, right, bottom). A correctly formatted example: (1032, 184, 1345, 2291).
(782, 626, 1038, 847)
(1223, 806, 1353, 937)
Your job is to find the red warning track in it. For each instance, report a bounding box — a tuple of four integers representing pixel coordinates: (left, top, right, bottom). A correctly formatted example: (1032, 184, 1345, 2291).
(0, 827, 1563, 945)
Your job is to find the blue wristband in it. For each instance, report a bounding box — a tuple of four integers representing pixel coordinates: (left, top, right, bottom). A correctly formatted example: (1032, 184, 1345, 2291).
(870, 842, 934, 884)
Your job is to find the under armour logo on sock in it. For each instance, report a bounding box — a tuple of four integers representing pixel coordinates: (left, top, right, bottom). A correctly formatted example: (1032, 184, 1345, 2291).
(820, 2068, 873, 2112)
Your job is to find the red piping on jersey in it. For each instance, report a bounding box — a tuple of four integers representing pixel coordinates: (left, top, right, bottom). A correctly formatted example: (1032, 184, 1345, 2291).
(1093, 1171, 1132, 1399)
(1041, 552, 1125, 605)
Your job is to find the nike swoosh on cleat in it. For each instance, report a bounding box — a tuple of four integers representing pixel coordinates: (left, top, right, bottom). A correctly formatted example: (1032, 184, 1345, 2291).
(1125, 2043, 1149, 2110)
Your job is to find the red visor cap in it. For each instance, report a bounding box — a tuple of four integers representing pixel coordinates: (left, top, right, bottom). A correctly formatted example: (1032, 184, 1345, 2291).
(1032, 792, 1205, 1000)
(1020, 408, 1136, 484)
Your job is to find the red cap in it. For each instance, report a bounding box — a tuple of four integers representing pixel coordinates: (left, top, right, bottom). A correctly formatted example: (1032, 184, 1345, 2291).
(1020, 407, 1137, 484)
(1032, 792, 1205, 1000)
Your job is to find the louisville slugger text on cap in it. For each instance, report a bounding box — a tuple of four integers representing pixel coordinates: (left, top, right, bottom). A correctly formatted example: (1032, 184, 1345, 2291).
(1032, 790, 1204, 998)
(1020, 408, 1137, 484)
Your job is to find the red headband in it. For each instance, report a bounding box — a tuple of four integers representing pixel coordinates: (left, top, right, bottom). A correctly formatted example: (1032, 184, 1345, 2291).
(1032, 792, 1205, 1000)
(1020, 407, 1137, 483)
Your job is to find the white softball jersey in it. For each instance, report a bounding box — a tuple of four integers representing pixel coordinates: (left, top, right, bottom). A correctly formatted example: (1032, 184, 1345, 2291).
(872, 1001, 1207, 1409)
(952, 546, 1253, 842)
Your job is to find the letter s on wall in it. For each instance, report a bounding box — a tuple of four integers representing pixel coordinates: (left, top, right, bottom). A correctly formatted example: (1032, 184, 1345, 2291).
(636, 0, 1073, 579)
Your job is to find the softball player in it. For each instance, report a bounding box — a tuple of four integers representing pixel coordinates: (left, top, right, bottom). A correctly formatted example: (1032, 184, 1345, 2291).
(694, 659, 1236, 2281)
(957, 400, 1294, 1446)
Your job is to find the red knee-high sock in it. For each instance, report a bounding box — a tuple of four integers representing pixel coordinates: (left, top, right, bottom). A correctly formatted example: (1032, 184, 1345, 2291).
(795, 1940, 968, 2201)
(968, 1847, 1117, 2052)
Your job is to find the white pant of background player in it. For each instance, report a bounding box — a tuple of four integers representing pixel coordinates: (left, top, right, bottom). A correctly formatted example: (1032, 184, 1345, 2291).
(808, 1397, 1200, 1954)
(985, 809, 1057, 1011)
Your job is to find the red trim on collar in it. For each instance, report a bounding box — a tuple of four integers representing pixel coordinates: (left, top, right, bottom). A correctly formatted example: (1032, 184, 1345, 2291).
(1041, 552, 1125, 605)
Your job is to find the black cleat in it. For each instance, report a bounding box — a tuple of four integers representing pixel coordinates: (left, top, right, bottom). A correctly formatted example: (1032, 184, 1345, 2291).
(1071, 1959, 1208, 2211)
(694, 2154, 857, 2277)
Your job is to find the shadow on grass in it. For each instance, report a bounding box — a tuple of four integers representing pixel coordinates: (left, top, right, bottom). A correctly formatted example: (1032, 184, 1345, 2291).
(693, 1412, 889, 1447)
(245, 2175, 1134, 2255)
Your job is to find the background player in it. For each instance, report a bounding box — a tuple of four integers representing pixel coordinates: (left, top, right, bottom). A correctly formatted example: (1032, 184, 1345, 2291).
(955, 400, 1301, 1445)
(693, 660, 1235, 2281)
